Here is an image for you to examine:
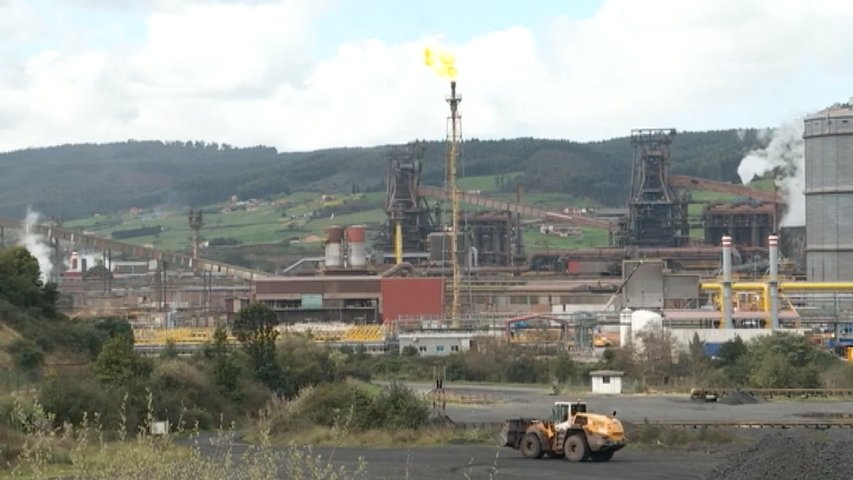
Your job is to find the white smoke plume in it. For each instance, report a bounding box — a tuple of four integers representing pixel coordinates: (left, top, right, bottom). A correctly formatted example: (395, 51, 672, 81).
(736, 119, 805, 226)
(21, 209, 54, 283)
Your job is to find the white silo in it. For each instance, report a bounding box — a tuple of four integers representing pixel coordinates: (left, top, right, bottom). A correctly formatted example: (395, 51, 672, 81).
(630, 309, 663, 347)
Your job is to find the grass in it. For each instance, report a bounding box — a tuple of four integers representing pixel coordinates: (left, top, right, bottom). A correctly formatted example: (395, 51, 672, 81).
(624, 423, 739, 453)
(455, 172, 523, 193)
(3, 394, 370, 479)
(266, 425, 496, 448)
(0, 324, 19, 369)
(523, 227, 611, 250)
(61, 176, 619, 260)
(63, 192, 385, 253)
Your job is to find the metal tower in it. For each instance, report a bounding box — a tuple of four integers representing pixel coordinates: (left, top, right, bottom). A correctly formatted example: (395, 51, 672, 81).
(622, 129, 688, 247)
(384, 143, 437, 260)
(446, 81, 462, 319)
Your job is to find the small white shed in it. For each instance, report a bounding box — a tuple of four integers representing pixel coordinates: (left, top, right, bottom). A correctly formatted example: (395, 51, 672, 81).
(589, 370, 624, 394)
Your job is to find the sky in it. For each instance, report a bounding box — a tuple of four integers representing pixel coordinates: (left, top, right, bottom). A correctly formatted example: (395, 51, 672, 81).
(1, 0, 852, 153)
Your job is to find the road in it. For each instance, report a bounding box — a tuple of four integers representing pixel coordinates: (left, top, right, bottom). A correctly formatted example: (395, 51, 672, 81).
(309, 446, 719, 479)
(191, 382, 853, 479)
(399, 382, 853, 424)
(192, 440, 720, 480)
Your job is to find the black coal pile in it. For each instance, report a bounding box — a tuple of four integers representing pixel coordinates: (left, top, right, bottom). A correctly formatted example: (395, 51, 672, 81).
(706, 433, 853, 480)
(717, 390, 760, 405)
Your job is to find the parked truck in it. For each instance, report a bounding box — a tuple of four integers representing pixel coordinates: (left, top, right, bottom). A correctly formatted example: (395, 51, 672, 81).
(500, 401, 625, 462)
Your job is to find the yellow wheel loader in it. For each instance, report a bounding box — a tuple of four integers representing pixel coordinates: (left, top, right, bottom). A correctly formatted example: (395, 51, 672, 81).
(501, 402, 625, 462)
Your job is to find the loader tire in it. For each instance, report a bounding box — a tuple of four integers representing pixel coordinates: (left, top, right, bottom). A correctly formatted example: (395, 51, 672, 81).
(520, 432, 544, 459)
(590, 450, 614, 462)
(563, 434, 590, 462)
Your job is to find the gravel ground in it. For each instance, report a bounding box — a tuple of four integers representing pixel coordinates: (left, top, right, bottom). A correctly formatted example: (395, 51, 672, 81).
(706, 430, 853, 480)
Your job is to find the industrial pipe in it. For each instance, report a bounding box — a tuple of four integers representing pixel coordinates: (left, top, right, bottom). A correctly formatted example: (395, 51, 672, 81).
(721, 235, 733, 329)
(701, 282, 853, 292)
(395, 221, 403, 265)
(768, 234, 780, 330)
(701, 282, 767, 291)
(780, 282, 853, 291)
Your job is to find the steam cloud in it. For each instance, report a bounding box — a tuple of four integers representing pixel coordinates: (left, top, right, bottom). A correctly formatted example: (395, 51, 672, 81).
(736, 119, 805, 226)
(21, 209, 54, 283)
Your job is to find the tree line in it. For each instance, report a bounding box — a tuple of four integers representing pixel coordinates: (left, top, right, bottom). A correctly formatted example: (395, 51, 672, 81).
(0, 130, 765, 220)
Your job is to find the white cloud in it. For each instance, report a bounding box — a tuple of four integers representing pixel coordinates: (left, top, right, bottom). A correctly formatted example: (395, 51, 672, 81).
(1, 0, 852, 152)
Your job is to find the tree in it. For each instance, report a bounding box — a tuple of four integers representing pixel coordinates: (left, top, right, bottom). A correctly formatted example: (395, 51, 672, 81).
(205, 326, 240, 396)
(93, 336, 153, 385)
(8, 338, 45, 371)
(718, 336, 747, 366)
(686, 333, 711, 384)
(232, 303, 282, 391)
(746, 332, 833, 388)
(634, 324, 679, 386)
(0, 246, 44, 309)
(717, 336, 750, 385)
(95, 317, 134, 341)
(553, 353, 576, 383)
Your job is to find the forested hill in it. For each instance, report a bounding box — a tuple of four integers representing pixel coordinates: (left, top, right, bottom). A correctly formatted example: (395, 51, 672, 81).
(0, 130, 765, 220)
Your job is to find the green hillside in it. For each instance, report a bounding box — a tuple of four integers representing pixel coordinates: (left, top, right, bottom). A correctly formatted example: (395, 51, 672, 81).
(0, 130, 765, 221)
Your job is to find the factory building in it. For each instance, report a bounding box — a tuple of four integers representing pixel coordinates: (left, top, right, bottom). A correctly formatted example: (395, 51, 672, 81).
(703, 202, 776, 248)
(804, 102, 853, 281)
(253, 275, 445, 324)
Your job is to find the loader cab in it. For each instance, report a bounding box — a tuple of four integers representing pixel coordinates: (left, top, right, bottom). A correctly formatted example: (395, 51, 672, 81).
(552, 401, 587, 422)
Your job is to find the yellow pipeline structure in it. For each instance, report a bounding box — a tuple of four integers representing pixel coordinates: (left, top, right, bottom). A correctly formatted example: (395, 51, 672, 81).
(701, 281, 853, 328)
(701, 282, 853, 292)
(133, 327, 237, 345)
(395, 221, 403, 265)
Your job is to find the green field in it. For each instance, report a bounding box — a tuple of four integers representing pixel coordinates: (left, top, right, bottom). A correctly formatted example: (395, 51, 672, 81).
(64, 191, 384, 253)
(63, 174, 771, 255)
(455, 172, 522, 192)
(523, 226, 612, 250)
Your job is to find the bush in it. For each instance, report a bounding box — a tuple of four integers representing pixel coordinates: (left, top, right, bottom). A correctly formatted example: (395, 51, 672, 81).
(7, 338, 45, 371)
(94, 336, 153, 386)
(150, 359, 236, 429)
(822, 362, 853, 388)
(39, 369, 119, 426)
(370, 382, 428, 430)
(296, 382, 375, 430)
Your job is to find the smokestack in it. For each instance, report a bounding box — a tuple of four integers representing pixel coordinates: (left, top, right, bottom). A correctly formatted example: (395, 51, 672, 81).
(721, 235, 733, 329)
(768, 234, 780, 329)
(619, 308, 632, 348)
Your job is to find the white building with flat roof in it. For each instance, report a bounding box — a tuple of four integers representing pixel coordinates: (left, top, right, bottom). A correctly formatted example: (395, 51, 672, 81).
(590, 370, 624, 394)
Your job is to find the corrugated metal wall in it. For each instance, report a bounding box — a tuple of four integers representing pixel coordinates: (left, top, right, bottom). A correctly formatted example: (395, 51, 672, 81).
(805, 111, 853, 280)
(380, 277, 445, 323)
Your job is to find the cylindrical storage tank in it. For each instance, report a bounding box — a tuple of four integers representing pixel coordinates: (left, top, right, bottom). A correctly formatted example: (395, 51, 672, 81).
(619, 308, 632, 347)
(325, 226, 344, 268)
(804, 103, 853, 281)
(630, 309, 663, 347)
(346, 225, 367, 268)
